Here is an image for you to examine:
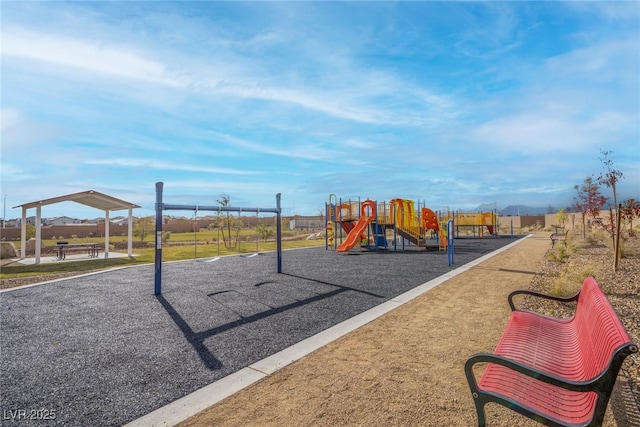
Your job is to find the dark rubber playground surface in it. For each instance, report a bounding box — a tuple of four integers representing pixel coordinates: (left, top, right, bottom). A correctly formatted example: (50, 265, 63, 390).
(1, 237, 522, 426)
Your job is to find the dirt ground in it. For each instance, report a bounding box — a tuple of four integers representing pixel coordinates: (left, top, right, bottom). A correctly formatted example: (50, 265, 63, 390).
(179, 232, 626, 427)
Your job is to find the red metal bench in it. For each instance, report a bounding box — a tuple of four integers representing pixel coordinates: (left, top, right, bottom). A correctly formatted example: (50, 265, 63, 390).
(465, 276, 637, 427)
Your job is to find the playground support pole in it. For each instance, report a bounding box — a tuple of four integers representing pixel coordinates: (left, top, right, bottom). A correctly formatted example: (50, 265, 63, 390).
(154, 182, 163, 296)
(447, 219, 454, 266)
(392, 201, 397, 252)
(325, 203, 329, 250)
(339, 198, 343, 245)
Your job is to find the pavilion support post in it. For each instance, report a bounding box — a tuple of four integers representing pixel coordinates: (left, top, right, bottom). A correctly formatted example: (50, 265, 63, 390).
(35, 206, 41, 265)
(127, 207, 133, 257)
(20, 207, 27, 259)
(104, 210, 110, 259)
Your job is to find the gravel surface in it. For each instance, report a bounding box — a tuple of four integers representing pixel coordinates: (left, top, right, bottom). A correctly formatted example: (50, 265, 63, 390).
(521, 232, 640, 426)
(0, 237, 519, 426)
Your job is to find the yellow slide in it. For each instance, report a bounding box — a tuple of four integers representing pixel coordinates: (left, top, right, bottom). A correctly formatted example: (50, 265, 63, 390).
(337, 200, 376, 252)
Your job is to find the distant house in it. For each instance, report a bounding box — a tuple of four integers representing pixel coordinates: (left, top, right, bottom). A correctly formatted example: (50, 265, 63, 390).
(91, 216, 132, 226)
(20, 216, 40, 226)
(46, 216, 81, 226)
(110, 216, 130, 226)
(3, 219, 18, 228)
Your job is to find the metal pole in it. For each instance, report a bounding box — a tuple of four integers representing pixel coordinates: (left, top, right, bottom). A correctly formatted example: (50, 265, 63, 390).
(2, 194, 7, 229)
(393, 200, 397, 252)
(614, 204, 622, 272)
(325, 202, 329, 250)
(276, 193, 282, 273)
(447, 219, 454, 266)
(154, 182, 164, 296)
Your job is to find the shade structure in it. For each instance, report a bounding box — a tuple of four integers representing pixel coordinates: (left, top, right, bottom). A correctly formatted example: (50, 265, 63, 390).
(14, 190, 140, 264)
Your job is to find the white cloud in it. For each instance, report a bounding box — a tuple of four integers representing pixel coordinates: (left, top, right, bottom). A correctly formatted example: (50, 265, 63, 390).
(0, 108, 68, 152)
(205, 131, 335, 161)
(545, 36, 639, 85)
(1, 28, 184, 87)
(343, 138, 377, 150)
(567, 2, 640, 22)
(468, 110, 636, 154)
(2, 22, 456, 126)
(0, 108, 22, 133)
(85, 158, 262, 176)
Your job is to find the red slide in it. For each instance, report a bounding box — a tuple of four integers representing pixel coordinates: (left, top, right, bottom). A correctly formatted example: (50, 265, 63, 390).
(337, 200, 376, 252)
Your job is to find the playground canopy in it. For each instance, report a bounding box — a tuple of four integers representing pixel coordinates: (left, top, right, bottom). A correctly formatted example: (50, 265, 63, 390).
(13, 190, 140, 264)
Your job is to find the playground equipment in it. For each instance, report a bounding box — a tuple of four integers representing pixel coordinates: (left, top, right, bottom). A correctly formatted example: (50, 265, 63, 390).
(337, 200, 376, 252)
(421, 207, 448, 251)
(439, 210, 498, 237)
(326, 197, 368, 251)
(154, 182, 282, 296)
(326, 197, 445, 253)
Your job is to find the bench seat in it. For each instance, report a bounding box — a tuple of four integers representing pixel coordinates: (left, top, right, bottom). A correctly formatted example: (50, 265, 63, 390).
(551, 229, 568, 247)
(465, 277, 637, 427)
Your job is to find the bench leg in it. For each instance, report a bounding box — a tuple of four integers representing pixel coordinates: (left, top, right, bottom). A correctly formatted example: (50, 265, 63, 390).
(465, 359, 487, 427)
(472, 401, 487, 427)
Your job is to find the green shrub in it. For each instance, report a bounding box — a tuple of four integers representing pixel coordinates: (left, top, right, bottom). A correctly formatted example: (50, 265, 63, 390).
(547, 244, 569, 262)
(586, 230, 605, 245)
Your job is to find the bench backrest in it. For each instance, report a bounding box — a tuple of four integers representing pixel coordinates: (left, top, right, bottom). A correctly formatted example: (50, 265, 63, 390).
(574, 276, 633, 380)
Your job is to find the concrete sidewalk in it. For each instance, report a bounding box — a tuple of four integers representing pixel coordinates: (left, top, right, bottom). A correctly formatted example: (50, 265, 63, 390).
(4, 250, 133, 266)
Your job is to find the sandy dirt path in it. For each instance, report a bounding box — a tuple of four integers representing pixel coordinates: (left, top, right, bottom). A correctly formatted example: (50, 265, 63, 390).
(179, 233, 617, 426)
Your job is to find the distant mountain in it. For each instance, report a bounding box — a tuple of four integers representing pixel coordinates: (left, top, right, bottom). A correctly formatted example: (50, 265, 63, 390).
(477, 203, 497, 212)
(500, 205, 550, 216)
(474, 204, 553, 216)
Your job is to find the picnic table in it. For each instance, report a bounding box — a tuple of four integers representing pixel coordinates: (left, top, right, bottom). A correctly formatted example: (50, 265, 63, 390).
(55, 242, 100, 260)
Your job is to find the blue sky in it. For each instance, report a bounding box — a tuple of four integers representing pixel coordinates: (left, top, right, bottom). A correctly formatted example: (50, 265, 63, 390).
(1, 1, 639, 220)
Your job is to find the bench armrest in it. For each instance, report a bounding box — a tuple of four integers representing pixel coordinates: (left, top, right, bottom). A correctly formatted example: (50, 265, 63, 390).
(465, 352, 595, 393)
(508, 288, 580, 311)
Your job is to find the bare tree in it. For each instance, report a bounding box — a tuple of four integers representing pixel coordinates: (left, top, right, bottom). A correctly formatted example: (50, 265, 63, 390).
(217, 194, 232, 248)
(216, 194, 244, 249)
(597, 149, 624, 210)
(596, 150, 626, 270)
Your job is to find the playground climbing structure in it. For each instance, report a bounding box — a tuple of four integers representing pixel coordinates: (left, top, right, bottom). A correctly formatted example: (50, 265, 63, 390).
(439, 211, 497, 237)
(326, 196, 445, 252)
